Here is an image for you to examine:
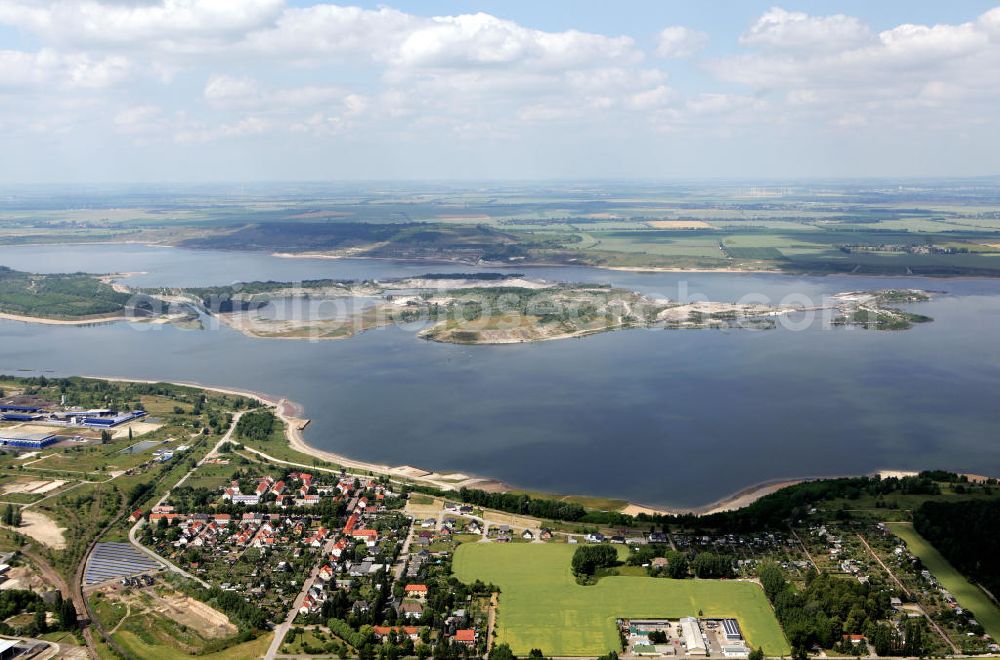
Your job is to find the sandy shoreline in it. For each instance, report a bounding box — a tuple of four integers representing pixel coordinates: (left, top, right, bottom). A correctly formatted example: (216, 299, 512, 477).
(78, 373, 815, 513)
(0, 311, 127, 326)
(19, 372, 965, 517)
(80, 375, 506, 494)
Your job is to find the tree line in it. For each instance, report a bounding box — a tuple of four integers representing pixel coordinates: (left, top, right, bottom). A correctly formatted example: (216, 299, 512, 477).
(457, 488, 587, 521)
(757, 562, 921, 657)
(914, 499, 1000, 597)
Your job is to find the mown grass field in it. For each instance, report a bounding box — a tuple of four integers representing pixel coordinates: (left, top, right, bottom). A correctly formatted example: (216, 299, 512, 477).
(887, 522, 1000, 641)
(114, 631, 272, 660)
(453, 544, 789, 657)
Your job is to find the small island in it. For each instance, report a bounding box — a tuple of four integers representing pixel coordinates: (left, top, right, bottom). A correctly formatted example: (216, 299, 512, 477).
(0, 266, 936, 342)
(830, 289, 934, 330)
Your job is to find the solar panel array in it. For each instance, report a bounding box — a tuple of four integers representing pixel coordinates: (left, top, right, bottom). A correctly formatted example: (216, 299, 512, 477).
(84, 542, 162, 585)
(722, 618, 742, 639)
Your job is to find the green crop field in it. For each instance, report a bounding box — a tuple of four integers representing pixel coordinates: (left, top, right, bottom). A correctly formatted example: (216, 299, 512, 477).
(886, 523, 1000, 641)
(453, 544, 789, 657)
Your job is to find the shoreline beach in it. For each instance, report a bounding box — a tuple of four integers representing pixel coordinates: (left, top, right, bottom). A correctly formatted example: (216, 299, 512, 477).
(33, 372, 993, 518)
(0, 311, 127, 326)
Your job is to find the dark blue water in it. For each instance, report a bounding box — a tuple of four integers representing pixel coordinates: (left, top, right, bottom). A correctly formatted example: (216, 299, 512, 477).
(2, 244, 999, 508)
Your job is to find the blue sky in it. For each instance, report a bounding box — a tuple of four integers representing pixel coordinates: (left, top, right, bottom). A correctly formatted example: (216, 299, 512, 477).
(1, 1, 999, 182)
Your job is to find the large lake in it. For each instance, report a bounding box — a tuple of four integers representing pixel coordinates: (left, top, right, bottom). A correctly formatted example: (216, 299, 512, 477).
(2, 243, 999, 509)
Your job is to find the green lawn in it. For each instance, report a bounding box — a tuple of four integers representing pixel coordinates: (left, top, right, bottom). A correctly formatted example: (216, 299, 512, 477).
(114, 631, 273, 660)
(886, 522, 1000, 641)
(453, 544, 789, 657)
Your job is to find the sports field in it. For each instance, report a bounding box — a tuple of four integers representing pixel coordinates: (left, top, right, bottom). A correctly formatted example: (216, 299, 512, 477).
(886, 523, 1000, 641)
(453, 544, 790, 657)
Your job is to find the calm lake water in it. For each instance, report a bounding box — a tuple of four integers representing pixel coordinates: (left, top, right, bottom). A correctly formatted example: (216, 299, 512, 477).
(2, 243, 1000, 508)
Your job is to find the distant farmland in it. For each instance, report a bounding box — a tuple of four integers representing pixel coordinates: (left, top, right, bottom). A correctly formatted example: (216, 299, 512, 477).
(453, 543, 790, 657)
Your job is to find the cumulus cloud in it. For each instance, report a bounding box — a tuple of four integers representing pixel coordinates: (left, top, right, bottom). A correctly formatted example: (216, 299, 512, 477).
(0, 48, 129, 89)
(739, 7, 873, 53)
(1, 1, 997, 178)
(0, 0, 285, 51)
(707, 4, 1000, 132)
(656, 26, 708, 58)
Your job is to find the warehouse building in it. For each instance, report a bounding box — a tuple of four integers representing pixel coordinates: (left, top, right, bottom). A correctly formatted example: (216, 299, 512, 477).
(0, 431, 58, 449)
(681, 617, 707, 655)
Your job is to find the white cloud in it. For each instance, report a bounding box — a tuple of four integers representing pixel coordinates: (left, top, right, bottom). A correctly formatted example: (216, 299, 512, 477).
(0, 48, 129, 89)
(1, 1, 998, 179)
(709, 4, 1000, 130)
(204, 75, 261, 105)
(392, 13, 638, 70)
(174, 115, 269, 143)
(740, 7, 873, 53)
(656, 26, 708, 58)
(0, 0, 284, 51)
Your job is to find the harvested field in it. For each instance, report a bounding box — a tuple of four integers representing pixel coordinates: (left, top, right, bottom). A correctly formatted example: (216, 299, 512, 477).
(647, 220, 716, 229)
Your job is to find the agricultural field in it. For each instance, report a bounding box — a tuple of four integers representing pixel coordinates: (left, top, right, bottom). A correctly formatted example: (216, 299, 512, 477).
(886, 523, 1000, 642)
(453, 543, 789, 657)
(4, 181, 1000, 274)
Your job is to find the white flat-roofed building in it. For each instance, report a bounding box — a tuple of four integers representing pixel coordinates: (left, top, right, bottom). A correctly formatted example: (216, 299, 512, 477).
(681, 617, 707, 655)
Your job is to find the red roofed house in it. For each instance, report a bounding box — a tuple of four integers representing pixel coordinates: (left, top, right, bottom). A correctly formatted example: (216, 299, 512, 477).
(454, 630, 476, 645)
(352, 529, 378, 546)
(404, 584, 428, 600)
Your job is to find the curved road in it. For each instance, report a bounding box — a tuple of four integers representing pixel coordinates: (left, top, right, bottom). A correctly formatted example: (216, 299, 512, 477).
(125, 412, 244, 589)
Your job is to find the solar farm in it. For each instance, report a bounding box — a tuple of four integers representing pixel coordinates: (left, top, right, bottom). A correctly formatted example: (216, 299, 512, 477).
(84, 542, 163, 585)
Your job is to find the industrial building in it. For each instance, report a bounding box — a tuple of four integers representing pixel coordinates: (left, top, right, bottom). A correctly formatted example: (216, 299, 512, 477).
(722, 618, 743, 641)
(0, 431, 58, 449)
(50, 409, 147, 427)
(1, 405, 146, 439)
(681, 617, 707, 655)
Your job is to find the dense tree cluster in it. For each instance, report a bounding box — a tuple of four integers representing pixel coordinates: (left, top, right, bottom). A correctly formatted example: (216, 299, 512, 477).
(205, 587, 269, 630)
(914, 499, 1000, 596)
(571, 545, 618, 577)
(2, 503, 22, 527)
(691, 552, 733, 578)
(0, 266, 133, 318)
(458, 488, 586, 521)
(235, 408, 276, 441)
(0, 589, 75, 637)
(759, 563, 898, 655)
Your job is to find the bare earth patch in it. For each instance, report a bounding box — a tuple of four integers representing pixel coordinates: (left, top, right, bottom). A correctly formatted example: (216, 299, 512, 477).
(111, 420, 163, 439)
(2, 479, 66, 495)
(155, 592, 237, 639)
(14, 510, 67, 549)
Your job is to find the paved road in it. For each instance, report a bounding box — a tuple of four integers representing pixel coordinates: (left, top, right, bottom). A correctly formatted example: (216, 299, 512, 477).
(125, 413, 245, 590)
(265, 559, 324, 660)
(394, 524, 415, 581)
(856, 533, 958, 655)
